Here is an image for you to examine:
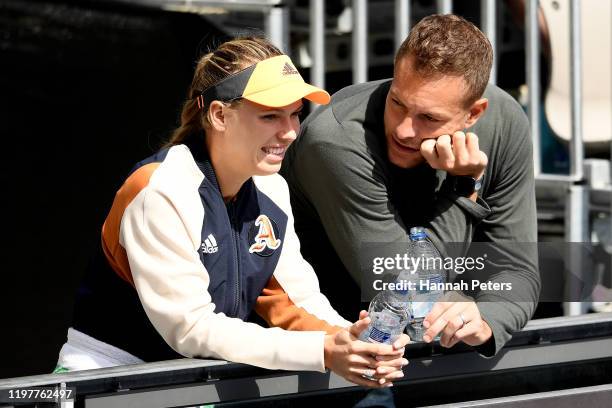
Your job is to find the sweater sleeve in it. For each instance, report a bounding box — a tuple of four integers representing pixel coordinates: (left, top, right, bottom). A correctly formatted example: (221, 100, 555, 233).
(255, 276, 344, 334)
(462, 102, 541, 356)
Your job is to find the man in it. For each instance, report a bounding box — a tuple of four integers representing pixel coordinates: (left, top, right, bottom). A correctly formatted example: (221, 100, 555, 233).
(281, 14, 540, 356)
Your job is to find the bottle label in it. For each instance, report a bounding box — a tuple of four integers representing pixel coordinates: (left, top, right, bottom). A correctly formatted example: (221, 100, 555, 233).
(377, 309, 401, 326)
(411, 301, 434, 319)
(367, 326, 392, 343)
(429, 274, 443, 285)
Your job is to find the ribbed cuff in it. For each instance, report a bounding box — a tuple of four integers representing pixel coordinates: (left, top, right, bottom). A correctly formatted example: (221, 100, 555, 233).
(473, 301, 512, 357)
(280, 330, 327, 372)
(447, 193, 492, 221)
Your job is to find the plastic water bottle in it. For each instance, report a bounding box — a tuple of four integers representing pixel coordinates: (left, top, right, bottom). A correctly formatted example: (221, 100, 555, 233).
(359, 291, 409, 345)
(406, 227, 446, 342)
(358, 290, 409, 379)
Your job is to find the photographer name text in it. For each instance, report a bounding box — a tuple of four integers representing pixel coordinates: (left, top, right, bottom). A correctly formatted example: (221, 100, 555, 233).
(373, 279, 512, 292)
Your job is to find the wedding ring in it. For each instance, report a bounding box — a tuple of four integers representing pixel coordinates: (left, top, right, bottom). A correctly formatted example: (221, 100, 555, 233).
(459, 313, 467, 328)
(363, 369, 376, 379)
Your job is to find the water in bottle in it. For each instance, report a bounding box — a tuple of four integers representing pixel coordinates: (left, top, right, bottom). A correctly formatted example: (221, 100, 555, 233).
(359, 291, 409, 379)
(359, 291, 410, 345)
(407, 227, 446, 342)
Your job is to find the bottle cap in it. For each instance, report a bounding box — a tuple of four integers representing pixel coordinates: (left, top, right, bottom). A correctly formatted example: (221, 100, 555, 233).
(409, 226, 427, 240)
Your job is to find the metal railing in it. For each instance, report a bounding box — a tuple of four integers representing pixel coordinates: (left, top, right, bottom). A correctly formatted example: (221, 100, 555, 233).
(352, 0, 368, 84)
(3, 313, 611, 406)
(395, 0, 411, 52)
(310, 0, 325, 88)
(528, 0, 583, 182)
(525, 0, 589, 316)
(481, 0, 497, 84)
(125, 1, 500, 90)
(311, 0, 497, 89)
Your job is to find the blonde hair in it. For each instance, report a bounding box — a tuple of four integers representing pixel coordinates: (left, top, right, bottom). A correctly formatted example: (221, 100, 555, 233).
(165, 37, 283, 147)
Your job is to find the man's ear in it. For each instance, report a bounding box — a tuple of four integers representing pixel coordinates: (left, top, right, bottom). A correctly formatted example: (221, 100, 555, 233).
(208, 101, 227, 132)
(465, 98, 488, 128)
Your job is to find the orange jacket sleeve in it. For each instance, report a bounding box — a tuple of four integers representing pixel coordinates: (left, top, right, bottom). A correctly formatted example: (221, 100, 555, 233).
(255, 276, 344, 335)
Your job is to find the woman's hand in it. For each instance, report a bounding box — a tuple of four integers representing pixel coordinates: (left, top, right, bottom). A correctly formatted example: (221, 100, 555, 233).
(323, 311, 410, 388)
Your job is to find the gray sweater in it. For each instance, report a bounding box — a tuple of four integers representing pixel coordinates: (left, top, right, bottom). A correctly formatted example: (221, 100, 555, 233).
(281, 79, 541, 356)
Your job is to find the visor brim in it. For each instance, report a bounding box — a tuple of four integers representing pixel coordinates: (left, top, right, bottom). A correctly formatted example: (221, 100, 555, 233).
(242, 82, 330, 107)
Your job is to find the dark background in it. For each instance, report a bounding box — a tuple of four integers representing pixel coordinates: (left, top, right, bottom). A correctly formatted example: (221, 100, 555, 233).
(0, 0, 227, 378)
(0, 0, 555, 379)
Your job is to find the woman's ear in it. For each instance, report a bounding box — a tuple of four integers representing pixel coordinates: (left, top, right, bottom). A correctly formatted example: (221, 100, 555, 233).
(208, 101, 227, 132)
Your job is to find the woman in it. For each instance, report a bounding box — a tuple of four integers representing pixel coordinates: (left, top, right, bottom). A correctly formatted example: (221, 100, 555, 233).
(56, 37, 408, 387)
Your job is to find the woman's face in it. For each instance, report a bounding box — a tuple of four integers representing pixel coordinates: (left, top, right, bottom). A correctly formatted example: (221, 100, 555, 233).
(219, 99, 303, 177)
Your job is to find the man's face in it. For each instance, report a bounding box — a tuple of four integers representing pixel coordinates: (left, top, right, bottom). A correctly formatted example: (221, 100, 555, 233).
(383, 56, 473, 169)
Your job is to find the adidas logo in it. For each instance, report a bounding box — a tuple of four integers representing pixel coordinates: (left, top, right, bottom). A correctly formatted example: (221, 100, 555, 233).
(281, 62, 298, 76)
(201, 234, 218, 254)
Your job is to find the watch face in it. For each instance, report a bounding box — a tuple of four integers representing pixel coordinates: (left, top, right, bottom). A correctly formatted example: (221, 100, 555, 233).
(454, 176, 477, 196)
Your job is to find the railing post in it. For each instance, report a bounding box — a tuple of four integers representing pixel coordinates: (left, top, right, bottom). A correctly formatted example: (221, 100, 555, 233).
(310, 0, 325, 89)
(352, 0, 368, 84)
(565, 185, 590, 316)
(265, 5, 289, 53)
(436, 0, 452, 14)
(526, 0, 541, 176)
(569, 0, 583, 180)
(395, 0, 411, 51)
(481, 0, 496, 84)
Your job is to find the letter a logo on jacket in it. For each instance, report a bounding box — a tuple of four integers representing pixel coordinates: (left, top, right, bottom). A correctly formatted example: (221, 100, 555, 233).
(249, 215, 281, 256)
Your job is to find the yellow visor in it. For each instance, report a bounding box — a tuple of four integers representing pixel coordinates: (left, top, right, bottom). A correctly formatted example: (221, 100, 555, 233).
(198, 54, 330, 108)
(241, 55, 330, 106)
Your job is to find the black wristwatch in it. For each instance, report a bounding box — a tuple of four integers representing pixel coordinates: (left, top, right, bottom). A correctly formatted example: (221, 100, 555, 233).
(447, 174, 484, 197)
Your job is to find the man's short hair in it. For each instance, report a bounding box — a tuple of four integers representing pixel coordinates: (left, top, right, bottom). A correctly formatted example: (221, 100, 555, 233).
(395, 14, 493, 107)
